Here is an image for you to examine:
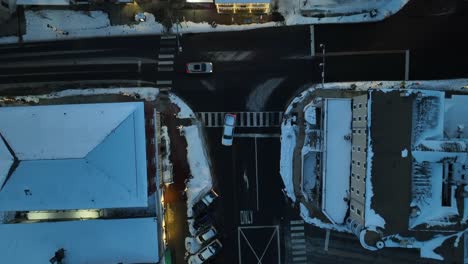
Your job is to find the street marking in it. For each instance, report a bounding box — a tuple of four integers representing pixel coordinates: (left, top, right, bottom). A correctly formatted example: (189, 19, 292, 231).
(292, 238, 306, 244)
(324, 229, 331, 251)
(240, 210, 253, 225)
(291, 226, 304, 231)
(158, 60, 174, 65)
(158, 54, 174, 59)
(310, 25, 315, 56)
(405, 49, 410, 81)
(255, 136, 259, 211)
(293, 256, 307, 261)
(204, 51, 255, 62)
(283, 49, 407, 60)
(161, 35, 176, 39)
(292, 244, 306, 250)
(157, 67, 174, 72)
(196, 112, 283, 128)
(290, 220, 304, 225)
(291, 232, 304, 237)
(292, 250, 306, 255)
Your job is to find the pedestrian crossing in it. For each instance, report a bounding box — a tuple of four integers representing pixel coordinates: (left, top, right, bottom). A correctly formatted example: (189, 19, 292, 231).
(196, 112, 283, 128)
(240, 210, 253, 225)
(289, 220, 308, 264)
(157, 35, 177, 91)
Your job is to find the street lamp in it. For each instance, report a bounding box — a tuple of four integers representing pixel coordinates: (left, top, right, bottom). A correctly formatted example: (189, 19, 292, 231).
(319, 43, 325, 89)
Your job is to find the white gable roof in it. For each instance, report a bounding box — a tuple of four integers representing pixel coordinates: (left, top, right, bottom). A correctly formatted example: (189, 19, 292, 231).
(0, 102, 148, 211)
(0, 218, 159, 264)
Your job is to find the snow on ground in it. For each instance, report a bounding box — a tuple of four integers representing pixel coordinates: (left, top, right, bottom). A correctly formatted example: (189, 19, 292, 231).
(300, 203, 350, 232)
(444, 95, 468, 138)
(169, 93, 196, 119)
(0, 87, 159, 103)
(365, 91, 386, 229)
(304, 104, 316, 125)
(301, 150, 316, 202)
(185, 236, 202, 254)
(278, 0, 409, 24)
(246, 78, 285, 111)
(173, 21, 277, 34)
(0, 10, 164, 44)
(384, 231, 465, 261)
(183, 125, 213, 222)
(307, 79, 468, 92)
(280, 118, 297, 202)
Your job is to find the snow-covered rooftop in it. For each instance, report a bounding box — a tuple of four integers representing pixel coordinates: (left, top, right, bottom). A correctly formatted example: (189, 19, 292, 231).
(0, 218, 159, 263)
(321, 98, 351, 224)
(0, 102, 148, 211)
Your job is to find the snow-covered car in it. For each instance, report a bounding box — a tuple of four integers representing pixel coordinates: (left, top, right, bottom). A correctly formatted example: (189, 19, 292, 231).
(221, 114, 236, 146)
(186, 62, 213, 74)
(188, 239, 222, 264)
(195, 226, 217, 245)
(192, 189, 218, 217)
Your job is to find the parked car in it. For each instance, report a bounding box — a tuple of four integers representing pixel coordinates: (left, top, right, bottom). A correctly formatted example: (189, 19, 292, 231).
(221, 113, 236, 146)
(188, 239, 222, 264)
(195, 226, 217, 245)
(192, 189, 218, 217)
(193, 214, 214, 231)
(186, 62, 213, 74)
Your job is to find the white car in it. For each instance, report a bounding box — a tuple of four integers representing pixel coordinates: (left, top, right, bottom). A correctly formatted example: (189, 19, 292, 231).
(188, 239, 222, 264)
(195, 226, 217, 245)
(221, 114, 236, 146)
(186, 62, 213, 74)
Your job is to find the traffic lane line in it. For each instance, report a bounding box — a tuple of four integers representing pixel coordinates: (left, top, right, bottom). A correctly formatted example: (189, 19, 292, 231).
(235, 138, 258, 213)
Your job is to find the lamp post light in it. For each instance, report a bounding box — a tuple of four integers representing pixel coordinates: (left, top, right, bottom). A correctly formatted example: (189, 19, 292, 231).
(319, 43, 325, 89)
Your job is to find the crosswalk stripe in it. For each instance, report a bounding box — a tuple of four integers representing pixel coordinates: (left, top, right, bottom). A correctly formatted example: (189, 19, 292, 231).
(292, 244, 306, 250)
(195, 112, 283, 128)
(156, 80, 172, 85)
(158, 60, 174, 65)
(293, 256, 307, 261)
(292, 238, 306, 244)
(292, 250, 306, 255)
(290, 220, 304, 225)
(161, 35, 176, 39)
(157, 67, 174, 72)
(158, 54, 175, 59)
(291, 226, 304, 231)
(291, 232, 304, 237)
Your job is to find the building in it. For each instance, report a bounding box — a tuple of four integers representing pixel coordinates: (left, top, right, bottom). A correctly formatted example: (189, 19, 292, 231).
(215, 0, 270, 14)
(0, 102, 161, 263)
(285, 88, 468, 262)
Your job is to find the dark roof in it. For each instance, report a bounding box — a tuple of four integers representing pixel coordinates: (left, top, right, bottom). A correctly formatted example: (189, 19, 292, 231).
(369, 90, 415, 235)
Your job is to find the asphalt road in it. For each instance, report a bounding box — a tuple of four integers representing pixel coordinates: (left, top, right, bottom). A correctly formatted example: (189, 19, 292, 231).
(0, 1, 467, 263)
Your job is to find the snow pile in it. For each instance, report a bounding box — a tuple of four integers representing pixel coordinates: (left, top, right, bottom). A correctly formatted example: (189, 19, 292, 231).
(173, 21, 277, 34)
(280, 118, 297, 202)
(278, 0, 409, 24)
(401, 148, 408, 158)
(300, 204, 350, 232)
(0, 10, 164, 43)
(411, 91, 444, 145)
(183, 125, 213, 222)
(384, 231, 465, 261)
(306, 79, 468, 92)
(185, 236, 202, 254)
(1, 87, 159, 104)
(364, 91, 386, 229)
(169, 93, 196, 119)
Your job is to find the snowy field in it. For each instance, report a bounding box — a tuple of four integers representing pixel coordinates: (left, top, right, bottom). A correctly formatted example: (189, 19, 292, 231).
(278, 0, 409, 24)
(0, 10, 164, 44)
